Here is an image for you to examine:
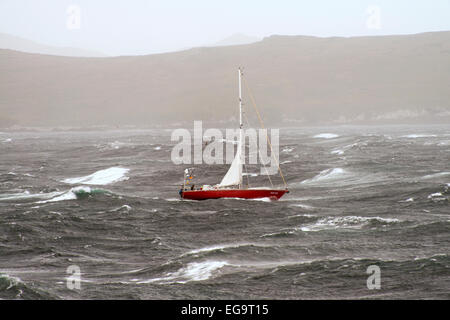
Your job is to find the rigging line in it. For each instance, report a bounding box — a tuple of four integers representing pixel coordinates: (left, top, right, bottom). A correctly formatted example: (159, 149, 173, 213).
(242, 106, 274, 188)
(243, 76, 288, 190)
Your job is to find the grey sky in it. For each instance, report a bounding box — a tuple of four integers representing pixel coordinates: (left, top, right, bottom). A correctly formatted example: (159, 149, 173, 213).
(1, 0, 449, 56)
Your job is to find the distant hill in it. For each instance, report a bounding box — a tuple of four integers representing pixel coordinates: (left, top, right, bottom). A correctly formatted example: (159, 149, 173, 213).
(212, 33, 261, 47)
(1, 31, 449, 128)
(0, 33, 106, 58)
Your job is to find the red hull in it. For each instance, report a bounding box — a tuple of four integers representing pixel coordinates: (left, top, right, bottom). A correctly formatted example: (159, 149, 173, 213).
(181, 189, 288, 201)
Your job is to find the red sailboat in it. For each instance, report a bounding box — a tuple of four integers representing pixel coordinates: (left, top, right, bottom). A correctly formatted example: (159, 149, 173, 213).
(180, 68, 289, 201)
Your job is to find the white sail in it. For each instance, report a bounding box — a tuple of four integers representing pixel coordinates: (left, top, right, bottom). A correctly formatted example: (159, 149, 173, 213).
(217, 68, 244, 188)
(217, 137, 243, 187)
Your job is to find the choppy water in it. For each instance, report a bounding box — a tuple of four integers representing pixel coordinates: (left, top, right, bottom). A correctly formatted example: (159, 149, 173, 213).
(0, 125, 449, 299)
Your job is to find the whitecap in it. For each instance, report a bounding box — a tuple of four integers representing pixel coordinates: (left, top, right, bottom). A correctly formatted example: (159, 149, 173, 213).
(331, 149, 344, 155)
(313, 133, 339, 139)
(282, 147, 294, 153)
(428, 192, 443, 198)
(301, 168, 345, 184)
(298, 216, 399, 232)
(111, 204, 132, 212)
(0, 190, 62, 202)
(422, 172, 450, 180)
(289, 203, 315, 210)
(137, 260, 228, 284)
(36, 186, 94, 204)
(427, 192, 446, 201)
(62, 167, 129, 185)
(184, 243, 251, 256)
(401, 134, 437, 138)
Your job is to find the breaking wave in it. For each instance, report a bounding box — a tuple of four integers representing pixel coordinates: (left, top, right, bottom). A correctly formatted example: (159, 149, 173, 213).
(301, 168, 346, 184)
(401, 134, 437, 138)
(0, 273, 52, 299)
(0, 186, 110, 203)
(421, 172, 450, 180)
(62, 167, 129, 185)
(313, 133, 339, 139)
(137, 260, 228, 284)
(298, 216, 400, 232)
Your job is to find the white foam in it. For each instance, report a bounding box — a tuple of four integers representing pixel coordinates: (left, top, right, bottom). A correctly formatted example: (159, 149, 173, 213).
(0, 274, 22, 290)
(111, 204, 132, 212)
(301, 168, 345, 184)
(299, 216, 399, 232)
(331, 142, 360, 155)
(46, 191, 77, 202)
(35, 186, 92, 204)
(282, 147, 294, 153)
(289, 203, 315, 210)
(185, 243, 249, 256)
(313, 133, 339, 139)
(62, 167, 129, 185)
(138, 260, 228, 284)
(428, 192, 443, 198)
(427, 192, 446, 201)
(422, 172, 450, 179)
(154, 146, 161, 150)
(249, 197, 272, 202)
(0, 190, 62, 201)
(3, 138, 12, 143)
(331, 149, 344, 155)
(401, 134, 437, 138)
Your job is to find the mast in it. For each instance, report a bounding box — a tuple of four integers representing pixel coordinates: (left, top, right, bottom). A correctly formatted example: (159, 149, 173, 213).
(238, 67, 243, 189)
(217, 68, 245, 189)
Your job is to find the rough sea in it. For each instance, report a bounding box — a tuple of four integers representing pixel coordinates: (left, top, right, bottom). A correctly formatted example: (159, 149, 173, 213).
(0, 125, 449, 299)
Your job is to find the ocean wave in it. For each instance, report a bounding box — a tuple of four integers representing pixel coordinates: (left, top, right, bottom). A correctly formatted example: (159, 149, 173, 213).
(427, 192, 447, 202)
(136, 260, 228, 284)
(36, 186, 110, 203)
(401, 134, 437, 138)
(62, 167, 129, 185)
(422, 172, 450, 180)
(300, 168, 346, 184)
(298, 216, 400, 232)
(289, 204, 315, 210)
(331, 149, 344, 155)
(313, 133, 339, 139)
(331, 142, 362, 155)
(0, 273, 52, 299)
(0, 186, 110, 203)
(0, 190, 62, 202)
(282, 147, 294, 153)
(260, 230, 296, 238)
(182, 242, 278, 257)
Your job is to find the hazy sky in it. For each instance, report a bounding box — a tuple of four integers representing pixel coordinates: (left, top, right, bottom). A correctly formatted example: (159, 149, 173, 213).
(1, 0, 449, 55)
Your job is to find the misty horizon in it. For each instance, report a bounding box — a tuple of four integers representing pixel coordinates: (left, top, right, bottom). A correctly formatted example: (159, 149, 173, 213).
(1, 0, 450, 56)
